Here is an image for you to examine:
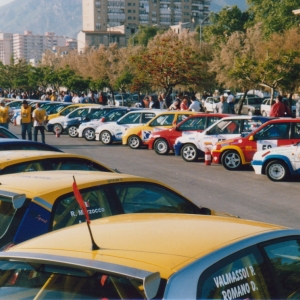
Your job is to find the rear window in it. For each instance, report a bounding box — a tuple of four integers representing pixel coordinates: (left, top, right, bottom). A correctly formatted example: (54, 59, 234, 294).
(0, 260, 150, 299)
(51, 182, 201, 231)
(0, 201, 15, 238)
(0, 158, 111, 175)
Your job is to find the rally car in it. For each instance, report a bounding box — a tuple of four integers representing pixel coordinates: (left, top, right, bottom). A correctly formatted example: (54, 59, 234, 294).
(174, 116, 272, 162)
(211, 119, 300, 171)
(78, 107, 139, 141)
(122, 111, 196, 149)
(95, 109, 159, 144)
(148, 113, 230, 155)
(252, 143, 300, 181)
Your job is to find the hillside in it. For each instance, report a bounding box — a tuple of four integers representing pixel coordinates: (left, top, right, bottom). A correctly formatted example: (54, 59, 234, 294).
(0, 0, 82, 38)
(0, 0, 247, 38)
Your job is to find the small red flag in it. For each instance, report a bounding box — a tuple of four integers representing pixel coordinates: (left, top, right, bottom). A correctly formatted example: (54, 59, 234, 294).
(72, 178, 90, 224)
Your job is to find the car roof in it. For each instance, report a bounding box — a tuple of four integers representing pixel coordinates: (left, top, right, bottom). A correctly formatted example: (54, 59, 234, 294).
(0, 150, 113, 171)
(0, 170, 181, 206)
(0, 139, 62, 151)
(8, 213, 286, 279)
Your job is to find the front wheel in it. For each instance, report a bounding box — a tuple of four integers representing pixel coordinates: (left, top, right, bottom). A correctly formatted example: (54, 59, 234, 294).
(221, 150, 241, 170)
(68, 126, 78, 138)
(100, 130, 112, 145)
(83, 128, 95, 141)
(154, 139, 170, 155)
(266, 160, 289, 181)
(128, 135, 141, 149)
(181, 144, 198, 162)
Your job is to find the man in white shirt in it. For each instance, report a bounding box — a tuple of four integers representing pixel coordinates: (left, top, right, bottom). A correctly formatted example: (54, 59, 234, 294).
(72, 93, 80, 103)
(226, 91, 235, 113)
(188, 96, 201, 112)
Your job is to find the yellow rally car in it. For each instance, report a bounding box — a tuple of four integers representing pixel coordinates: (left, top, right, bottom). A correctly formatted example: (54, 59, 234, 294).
(0, 170, 231, 250)
(0, 213, 298, 299)
(122, 111, 196, 149)
(0, 150, 114, 175)
(47, 103, 97, 121)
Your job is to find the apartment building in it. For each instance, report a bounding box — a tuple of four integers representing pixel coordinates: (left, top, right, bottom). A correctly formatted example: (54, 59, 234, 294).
(0, 33, 13, 65)
(80, 0, 211, 49)
(13, 31, 67, 63)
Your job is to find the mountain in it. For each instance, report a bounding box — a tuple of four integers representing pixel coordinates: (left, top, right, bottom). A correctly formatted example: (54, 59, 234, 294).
(0, 0, 82, 38)
(0, 0, 247, 38)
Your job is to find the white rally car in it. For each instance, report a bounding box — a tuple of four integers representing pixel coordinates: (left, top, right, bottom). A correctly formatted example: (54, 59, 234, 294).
(95, 110, 158, 144)
(174, 116, 272, 162)
(251, 143, 300, 181)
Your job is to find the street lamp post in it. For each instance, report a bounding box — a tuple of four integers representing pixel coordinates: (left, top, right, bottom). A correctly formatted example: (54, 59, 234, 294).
(199, 14, 210, 49)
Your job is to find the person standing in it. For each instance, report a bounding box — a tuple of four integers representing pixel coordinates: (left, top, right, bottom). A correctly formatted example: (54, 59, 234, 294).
(214, 95, 231, 113)
(21, 100, 33, 140)
(269, 95, 286, 117)
(180, 96, 189, 111)
(32, 102, 48, 144)
(0, 100, 12, 129)
(226, 91, 235, 114)
(296, 98, 300, 118)
(188, 96, 201, 112)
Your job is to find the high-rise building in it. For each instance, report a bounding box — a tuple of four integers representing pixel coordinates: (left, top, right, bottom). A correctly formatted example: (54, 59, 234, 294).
(82, 0, 211, 33)
(79, 0, 210, 50)
(0, 33, 13, 65)
(13, 31, 67, 63)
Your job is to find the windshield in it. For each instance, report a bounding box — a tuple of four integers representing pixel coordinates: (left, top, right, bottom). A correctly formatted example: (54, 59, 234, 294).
(86, 109, 108, 120)
(7, 101, 22, 109)
(118, 112, 141, 124)
(60, 107, 77, 116)
(0, 260, 149, 299)
(69, 108, 88, 118)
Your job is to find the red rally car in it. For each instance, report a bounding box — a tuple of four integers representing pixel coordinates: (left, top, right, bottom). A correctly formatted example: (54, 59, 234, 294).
(148, 113, 230, 155)
(211, 118, 300, 170)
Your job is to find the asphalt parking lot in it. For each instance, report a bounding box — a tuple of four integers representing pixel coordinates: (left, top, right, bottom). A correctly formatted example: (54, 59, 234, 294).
(9, 125, 300, 229)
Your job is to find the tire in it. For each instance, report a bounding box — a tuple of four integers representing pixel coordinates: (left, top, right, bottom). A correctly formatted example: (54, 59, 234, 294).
(83, 128, 95, 141)
(221, 150, 241, 170)
(266, 160, 289, 182)
(53, 123, 63, 134)
(262, 110, 267, 117)
(154, 139, 170, 155)
(100, 130, 112, 145)
(181, 144, 198, 162)
(68, 126, 78, 138)
(128, 135, 141, 149)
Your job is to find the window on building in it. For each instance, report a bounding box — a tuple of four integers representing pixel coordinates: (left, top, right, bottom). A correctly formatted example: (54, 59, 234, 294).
(128, 9, 131, 12)
(95, 1, 100, 7)
(128, 2, 131, 5)
(128, 16, 132, 20)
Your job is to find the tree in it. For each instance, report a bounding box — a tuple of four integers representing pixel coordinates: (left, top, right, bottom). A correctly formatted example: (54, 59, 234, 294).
(201, 6, 249, 48)
(247, 0, 300, 37)
(209, 25, 263, 114)
(130, 30, 211, 99)
(128, 25, 162, 46)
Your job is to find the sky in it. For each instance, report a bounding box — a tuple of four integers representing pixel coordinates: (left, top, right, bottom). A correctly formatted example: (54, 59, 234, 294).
(0, 0, 13, 6)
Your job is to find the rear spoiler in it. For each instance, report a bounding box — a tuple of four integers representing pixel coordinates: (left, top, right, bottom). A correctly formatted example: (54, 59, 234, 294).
(0, 252, 161, 300)
(0, 190, 26, 209)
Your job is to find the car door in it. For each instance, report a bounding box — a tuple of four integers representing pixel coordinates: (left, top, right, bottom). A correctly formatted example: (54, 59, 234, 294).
(202, 119, 243, 150)
(246, 122, 291, 162)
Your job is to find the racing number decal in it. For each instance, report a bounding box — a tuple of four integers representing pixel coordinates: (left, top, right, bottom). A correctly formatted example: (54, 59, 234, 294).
(257, 140, 278, 151)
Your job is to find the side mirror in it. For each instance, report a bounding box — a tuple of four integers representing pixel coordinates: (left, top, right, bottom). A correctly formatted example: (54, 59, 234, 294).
(199, 207, 211, 215)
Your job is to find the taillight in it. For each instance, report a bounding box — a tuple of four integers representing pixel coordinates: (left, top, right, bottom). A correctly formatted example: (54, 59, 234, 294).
(0, 242, 15, 251)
